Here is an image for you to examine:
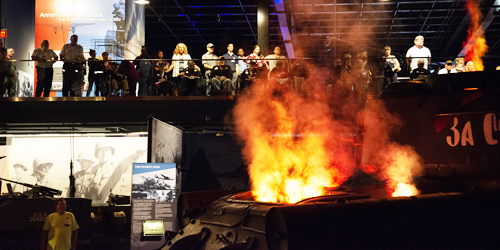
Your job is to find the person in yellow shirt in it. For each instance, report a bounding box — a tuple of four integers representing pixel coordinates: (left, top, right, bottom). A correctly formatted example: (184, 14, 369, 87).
(40, 198, 79, 250)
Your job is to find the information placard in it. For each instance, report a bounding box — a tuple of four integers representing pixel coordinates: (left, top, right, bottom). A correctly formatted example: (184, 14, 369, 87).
(131, 163, 176, 249)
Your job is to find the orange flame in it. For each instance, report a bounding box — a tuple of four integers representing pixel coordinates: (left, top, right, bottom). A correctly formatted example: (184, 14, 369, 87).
(464, 0, 488, 71)
(380, 143, 424, 197)
(232, 80, 352, 203)
(362, 101, 424, 197)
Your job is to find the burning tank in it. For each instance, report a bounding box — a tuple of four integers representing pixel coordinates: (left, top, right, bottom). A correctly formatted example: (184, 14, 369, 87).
(164, 70, 500, 249)
(163, 189, 500, 250)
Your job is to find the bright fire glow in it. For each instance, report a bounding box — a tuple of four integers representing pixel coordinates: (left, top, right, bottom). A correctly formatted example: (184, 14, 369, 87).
(392, 182, 420, 197)
(232, 81, 351, 203)
(380, 143, 423, 197)
(464, 0, 488, 71)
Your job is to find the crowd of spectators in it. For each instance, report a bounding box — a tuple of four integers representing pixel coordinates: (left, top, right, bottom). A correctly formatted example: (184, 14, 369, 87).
(0, 34, 498, 98)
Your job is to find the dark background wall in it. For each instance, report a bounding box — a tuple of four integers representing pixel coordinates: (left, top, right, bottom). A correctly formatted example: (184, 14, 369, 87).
(181, 133, 248, 192)
(3, 0, 35, 74)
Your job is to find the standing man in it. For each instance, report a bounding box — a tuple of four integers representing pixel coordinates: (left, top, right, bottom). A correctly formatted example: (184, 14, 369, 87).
(406, 35, 431, 72)
(40, 198, 79, 250)
(236, 48, 248, 94)
(290, 50, 309, 94)
(33, 40, 59, 97)
(4, 48, 16, 97)
(264, 47, 287, 79)
(222, 44, 239, 95)
(60, 35, 85, 97)
(134, 46, 152, 96)
(86, 49, 99, 97)
(202, 43, 218, 95)
(237, 48, 248, 76)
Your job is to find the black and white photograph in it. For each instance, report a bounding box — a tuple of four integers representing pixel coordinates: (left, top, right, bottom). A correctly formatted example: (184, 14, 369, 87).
(2, 136, 147, 205)
(132, 169, 176, 202)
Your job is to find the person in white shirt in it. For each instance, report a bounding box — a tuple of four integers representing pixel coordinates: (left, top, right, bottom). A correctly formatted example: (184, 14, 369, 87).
(406, 35, 431, 71)
(438, 60, 458, 75)
(166, 43, 193, 96)
(60, 35, 85, 97)
(264, 46, 287, 79)
(201, 43, 218, 96)
(32, 40, 59, 97)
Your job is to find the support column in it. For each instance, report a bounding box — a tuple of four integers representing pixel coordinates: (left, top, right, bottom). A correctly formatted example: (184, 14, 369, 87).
(257, 0, 269, 55)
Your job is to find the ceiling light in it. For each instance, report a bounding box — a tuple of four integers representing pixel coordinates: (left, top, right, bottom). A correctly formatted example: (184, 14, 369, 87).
(135, 0, 150, 4)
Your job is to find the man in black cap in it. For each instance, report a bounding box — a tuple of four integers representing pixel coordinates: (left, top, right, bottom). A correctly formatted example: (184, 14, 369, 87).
(210, 56, 233, 95)
(180, 60, 202, 95)
(438, 60, 458, 75)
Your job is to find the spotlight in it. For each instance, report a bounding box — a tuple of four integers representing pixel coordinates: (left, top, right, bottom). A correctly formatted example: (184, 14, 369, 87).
(135, 0, 150, 4)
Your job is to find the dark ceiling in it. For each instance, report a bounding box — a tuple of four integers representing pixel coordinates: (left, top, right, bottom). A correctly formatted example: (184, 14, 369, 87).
(145, 0, 500, 68)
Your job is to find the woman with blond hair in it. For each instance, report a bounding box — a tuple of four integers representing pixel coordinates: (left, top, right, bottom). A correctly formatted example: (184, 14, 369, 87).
(167, 43, 191, 78)
(465, 61, 475, 72)
(453, 56, 465, 72)
(166, 43, 195, 95)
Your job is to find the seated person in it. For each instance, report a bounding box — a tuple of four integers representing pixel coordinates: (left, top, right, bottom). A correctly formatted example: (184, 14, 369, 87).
(269, 61, 292, 91)
(239, 62, 258, 95)
(465, 61, 475, 72)
(410, 59, 430, 81)
(180, 60, 202, 96)
(107, 62, 130, 96)
(210, 56, 233, 95)
(119, 60, 139, 96)
(270, 61, 289, 79)
(154, 62, 173, 96)
(96, 52, 111, 96)
(453, 56, 465, 72)
(438, 60, 458, 75)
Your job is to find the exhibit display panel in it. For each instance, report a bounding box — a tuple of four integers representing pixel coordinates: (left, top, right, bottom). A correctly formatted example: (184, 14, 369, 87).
(131, 163, 177, 250)
(0, 134, 147, 205)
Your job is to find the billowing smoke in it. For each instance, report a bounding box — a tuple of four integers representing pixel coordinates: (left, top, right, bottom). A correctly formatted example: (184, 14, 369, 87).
(228, 1, 425, 202)
(362, 100, 424, 196)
